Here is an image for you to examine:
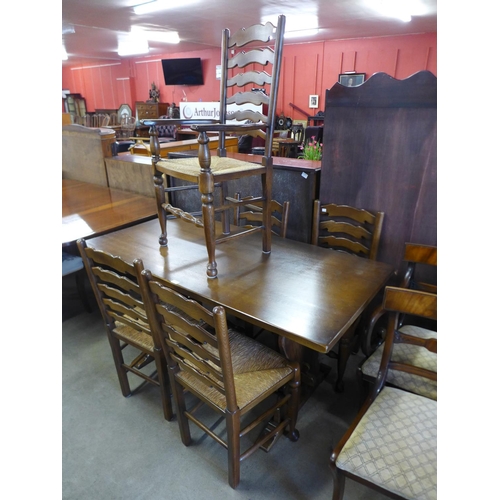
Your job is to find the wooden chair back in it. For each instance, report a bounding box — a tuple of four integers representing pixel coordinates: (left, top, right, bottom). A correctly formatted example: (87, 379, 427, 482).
(311, 200, 384, 260)
(330, 286, 437, 500)
(77, 239, 172, 420)
(375, 286, 437, 394)
(143, 276, 238, 410)
(232, 192, 290, 238)
(218, 18, 286, 158)
(141, 269, 300, 488)
(402, 242, 437, 293)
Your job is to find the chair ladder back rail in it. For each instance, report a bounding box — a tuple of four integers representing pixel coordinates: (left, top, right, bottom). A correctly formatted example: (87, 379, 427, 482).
(78, 240, 173, 420)
(142, 274, 238, 410)
(221, 16, 285, 159)
(402, 242, 437, 289)
(375, 287, 437, 392)
(78, 240, 145, 326)
(233, 192, 289, 237)
(384, 286, 437, 320)
(312, 200, 384, 260)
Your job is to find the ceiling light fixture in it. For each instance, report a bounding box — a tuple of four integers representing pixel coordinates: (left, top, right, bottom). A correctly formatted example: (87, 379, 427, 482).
(133, 0, 199, 15)
(131, 26, 180, 44)
(285, 29, 320, 39)
(118, 35, 149, 56)
(375, 0, 414, 22)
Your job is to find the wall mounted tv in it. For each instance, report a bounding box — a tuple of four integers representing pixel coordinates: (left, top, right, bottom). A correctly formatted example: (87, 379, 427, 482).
(161, 58, 204, 86)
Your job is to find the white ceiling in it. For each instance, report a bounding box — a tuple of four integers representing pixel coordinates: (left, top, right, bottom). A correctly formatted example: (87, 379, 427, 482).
(62, 0, 437, 67)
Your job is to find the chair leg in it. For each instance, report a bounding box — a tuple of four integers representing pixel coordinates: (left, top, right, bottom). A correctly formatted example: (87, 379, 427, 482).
(261, 169, 272, 254)
(225, 409, 241, 489)
(331, 464, 346, 500)
(170, 372, 191, 445)
(155, 349, 173, 421)
(286, 371, 301, 442)
(198, 133, 218, 278)
(107, 333, 132, 397)
(154, 171, 168, 246)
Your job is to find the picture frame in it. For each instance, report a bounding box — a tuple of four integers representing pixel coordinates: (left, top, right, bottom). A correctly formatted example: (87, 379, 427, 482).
(309, 95, 319, 108)
(338, 73, 366, 87)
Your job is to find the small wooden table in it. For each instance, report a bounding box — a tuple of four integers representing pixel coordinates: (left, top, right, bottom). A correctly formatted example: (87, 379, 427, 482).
(62, 179, 157, 247)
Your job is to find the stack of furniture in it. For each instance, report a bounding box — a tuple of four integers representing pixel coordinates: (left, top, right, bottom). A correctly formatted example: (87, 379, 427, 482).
(143, 16, 286, 278)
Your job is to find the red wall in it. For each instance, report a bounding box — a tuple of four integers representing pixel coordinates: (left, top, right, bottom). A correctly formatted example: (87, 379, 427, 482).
(62, 32, 436, 121)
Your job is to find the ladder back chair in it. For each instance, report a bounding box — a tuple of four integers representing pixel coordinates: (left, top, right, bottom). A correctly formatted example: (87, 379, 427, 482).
(140, 270, 300, 489)
(142, 16, 286, 278)
(362, 242, 437, 355)
(77, 239, 172, 421)
(311, 199, 385, 391)
(232, 192, 290, 238)
(330, 286, 437, 500)
(360, 243, 437, 400)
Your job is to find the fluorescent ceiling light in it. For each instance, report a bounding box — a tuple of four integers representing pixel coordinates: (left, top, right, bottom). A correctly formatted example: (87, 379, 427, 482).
(62, 46, 68, 60)
(118, 35, 149, 56)
(285, 29, 320, 39)
(131, 26, 180, 44)
(133, 0, 199, 15)
(262, 13, 319, 38)
(370, 0, 426, 23)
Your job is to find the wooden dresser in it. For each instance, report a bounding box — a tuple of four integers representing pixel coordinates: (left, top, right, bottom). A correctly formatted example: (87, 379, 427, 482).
(135, 102, 169, 136)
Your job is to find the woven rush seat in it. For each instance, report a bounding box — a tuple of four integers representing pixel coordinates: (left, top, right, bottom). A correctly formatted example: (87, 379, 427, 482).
(336, 386, 437, 500)
(141, 267, 300, 489)
(360, 324, 437, 400)
(156, 155, 265, 179)
(178, 329, 294, 411)
(113, 322, 155, 352)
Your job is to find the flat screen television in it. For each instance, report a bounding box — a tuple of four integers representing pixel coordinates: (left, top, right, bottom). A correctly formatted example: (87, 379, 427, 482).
(161, 58, 204, 85)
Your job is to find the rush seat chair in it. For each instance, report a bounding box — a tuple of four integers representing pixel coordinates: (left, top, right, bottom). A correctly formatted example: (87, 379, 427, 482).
(140, 269, 300, 489)
(142, 16, 286, 278)
(77, 239, 173, 421)
(311, 200, 385, 391)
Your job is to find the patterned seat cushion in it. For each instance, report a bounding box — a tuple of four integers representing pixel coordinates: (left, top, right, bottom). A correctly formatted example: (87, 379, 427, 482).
(361, 325, 437, 400)
(336, 387, 437, 500)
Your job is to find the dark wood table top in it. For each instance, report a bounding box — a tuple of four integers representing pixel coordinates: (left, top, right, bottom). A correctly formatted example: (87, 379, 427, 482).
(86, 218, 394, 353)
(62, 179, 157, 246)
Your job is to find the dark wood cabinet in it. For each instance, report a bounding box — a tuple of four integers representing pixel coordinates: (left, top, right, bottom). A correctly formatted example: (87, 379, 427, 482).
(135, 102, 168, 120)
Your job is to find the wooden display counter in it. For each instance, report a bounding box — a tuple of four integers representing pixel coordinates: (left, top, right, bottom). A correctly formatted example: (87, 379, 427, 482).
(104, 151, 321, 243)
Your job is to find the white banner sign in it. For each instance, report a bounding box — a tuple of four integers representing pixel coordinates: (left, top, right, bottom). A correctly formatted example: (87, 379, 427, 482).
(179, 102, 262, 122)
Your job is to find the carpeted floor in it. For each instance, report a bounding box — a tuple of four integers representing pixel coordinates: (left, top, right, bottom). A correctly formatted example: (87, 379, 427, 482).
(62, 279, 391, 500)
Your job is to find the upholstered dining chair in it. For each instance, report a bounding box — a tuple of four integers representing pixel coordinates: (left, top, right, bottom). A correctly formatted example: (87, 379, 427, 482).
(330, 286, 437, 500)
(359, 243, 437, 400)
(232, 192, 290, 238)
(77, 239, 173, 421)
(142, 16, 286, 278)
(140, 269, 300, 489)
(311, 199, 385, 391)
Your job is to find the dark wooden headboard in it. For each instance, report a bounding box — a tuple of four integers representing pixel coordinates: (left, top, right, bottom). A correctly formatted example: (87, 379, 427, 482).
(319, 71, 437, 278)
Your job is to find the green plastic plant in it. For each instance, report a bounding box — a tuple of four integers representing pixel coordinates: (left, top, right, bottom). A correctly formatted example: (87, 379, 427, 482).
(298, 136, 322, 160)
